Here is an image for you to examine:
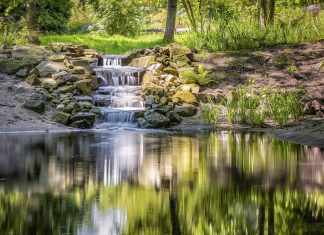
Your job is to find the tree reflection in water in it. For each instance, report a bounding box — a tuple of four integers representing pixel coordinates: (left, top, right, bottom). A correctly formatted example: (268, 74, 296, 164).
(0, 131, 323, 235)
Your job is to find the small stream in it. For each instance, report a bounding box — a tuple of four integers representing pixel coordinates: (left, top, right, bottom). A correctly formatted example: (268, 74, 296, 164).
(0, 130, 324, 235)
(93, 55, 144, 127)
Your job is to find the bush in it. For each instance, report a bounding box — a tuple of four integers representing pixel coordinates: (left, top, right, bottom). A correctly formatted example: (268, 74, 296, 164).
(201, 101, 222, 124)
(36, 0, 72, 32)
(97, 0, 143, 36)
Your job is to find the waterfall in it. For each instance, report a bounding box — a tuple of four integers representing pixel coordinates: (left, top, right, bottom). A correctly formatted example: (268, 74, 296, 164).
(93, 55, 144, 127)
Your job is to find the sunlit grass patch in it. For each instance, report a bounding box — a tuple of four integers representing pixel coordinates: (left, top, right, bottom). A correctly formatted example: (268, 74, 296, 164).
(40, 33, 166, 54)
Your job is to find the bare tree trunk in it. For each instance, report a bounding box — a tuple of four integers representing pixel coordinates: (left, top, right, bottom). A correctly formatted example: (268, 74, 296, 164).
(258, 0, 275, 30)
(182, 0, 197, 32)
(164, 0, 178, 42)
(26, 0, 40, 44)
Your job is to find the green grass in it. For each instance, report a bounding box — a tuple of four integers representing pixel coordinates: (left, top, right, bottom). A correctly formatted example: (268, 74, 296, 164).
(40, 33, 166, 54)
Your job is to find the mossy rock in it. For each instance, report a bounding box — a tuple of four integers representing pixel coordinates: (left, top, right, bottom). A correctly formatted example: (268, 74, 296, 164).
(172, 91, 198, 104)
(52, 112, 70, 125)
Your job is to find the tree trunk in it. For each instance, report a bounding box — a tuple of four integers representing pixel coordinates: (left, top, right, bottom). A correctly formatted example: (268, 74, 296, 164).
(164, 0, 178, 42)
(26, 0, 40, 44)
(258, 0, 275, 30)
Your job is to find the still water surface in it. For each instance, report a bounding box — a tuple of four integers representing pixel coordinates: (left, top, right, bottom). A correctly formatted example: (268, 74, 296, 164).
(0, 130, 324, 235)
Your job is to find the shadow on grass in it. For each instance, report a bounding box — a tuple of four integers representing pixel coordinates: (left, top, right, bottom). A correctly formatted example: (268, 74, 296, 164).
(40, 34, 166, 54)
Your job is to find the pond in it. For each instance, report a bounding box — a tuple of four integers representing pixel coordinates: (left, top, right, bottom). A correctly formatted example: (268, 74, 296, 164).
(0, 130, 324, 235)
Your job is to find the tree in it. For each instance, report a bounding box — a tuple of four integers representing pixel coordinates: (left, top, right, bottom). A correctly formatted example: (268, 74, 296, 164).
(258, 0, 276, 29)
(164, 0, 178, 42)
(26, 0, 40, 44)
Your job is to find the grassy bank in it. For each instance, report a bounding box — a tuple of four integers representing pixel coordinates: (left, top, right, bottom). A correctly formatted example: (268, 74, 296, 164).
(40, 33, 166, 54)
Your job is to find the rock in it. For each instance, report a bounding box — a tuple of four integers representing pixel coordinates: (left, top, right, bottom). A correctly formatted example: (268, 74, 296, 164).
(75, 96, 93, 103)
(172, 91, 198, 104)
(75, 79, 95, 95)
(16, 68, 29, 78)
(143, 110, 170, 128)
(0, 58, 39, 75)
(178, 84, 200, 94)
(142, 71, 155, 84)
(56, 85, 76, 94)
(36, 61, 66, 77)
(11, 45, 51, 60)
(145, 95, 158, 107)
(169, 43, 192, 58)
(70, 112, 96, 128)
(143, 83, 166, 97)
(78, 101, 93, 111)
(71, 66, 86, 75)
(23, 93, 46, 113)
(49, 54, 65, 62)
(147, 63, 164, 72)
(64, 58, 74, 69)
(163, 66, 178, 76)
(63, 102, 77, 113)
(41, 78, 58, 90)
(52, 112, 70, 125)
(137, 117, 153, 128)
(174, 104, 197, 117)
(25, 74, 41, 86)
(153, 105, 173, 114)
(129, 55, 156, 68)
(166, 111, 182, 123)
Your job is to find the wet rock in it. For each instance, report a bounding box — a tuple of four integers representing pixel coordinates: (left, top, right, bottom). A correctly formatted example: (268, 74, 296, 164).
(143, 110, 170, 128)
(52, 112, 70, 125)
(137, 117, 153, 128)
(174, 104, 197, 117)
(23, 93, 46, 113)
(36, 61, 66, 77)
(78, 101, 93, 111)
(163, 66, 178, 76)
(75, 96, 93, 103)
(172, 91, 198, 104)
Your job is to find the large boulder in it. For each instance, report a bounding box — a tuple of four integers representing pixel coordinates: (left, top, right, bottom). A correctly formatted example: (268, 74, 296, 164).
(23, 93, 46, 113)
(11, 45, 52, 60)
(143, 110, 170, 128)
(172, 91, 198, 104)
(36, 61, 66, 77)
(41, 78, 58, 90)
(174, 104, 197, 117)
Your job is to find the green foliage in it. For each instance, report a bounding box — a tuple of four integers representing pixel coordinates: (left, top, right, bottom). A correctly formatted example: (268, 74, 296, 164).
(180, 65, 214, 86)
(97, 0, 143, 36)
(265, 89, 304, 126)
(224, 84, 304, 127)
(36, 0, 73, 32)
(180, 2, 324, 52)
(201, 99, 222, 124)
(225, 85, 266, 126)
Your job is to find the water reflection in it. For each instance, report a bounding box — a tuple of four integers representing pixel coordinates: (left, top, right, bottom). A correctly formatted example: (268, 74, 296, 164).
(0, 131, 324, 234)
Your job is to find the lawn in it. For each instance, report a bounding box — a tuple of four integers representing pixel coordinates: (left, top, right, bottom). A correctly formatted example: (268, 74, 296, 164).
(40, 33, 167, 54)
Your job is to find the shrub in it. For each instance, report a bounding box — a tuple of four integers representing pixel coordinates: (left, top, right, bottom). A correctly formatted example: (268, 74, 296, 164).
(97, 0, 143, 36)
(36, 0, 72, 32)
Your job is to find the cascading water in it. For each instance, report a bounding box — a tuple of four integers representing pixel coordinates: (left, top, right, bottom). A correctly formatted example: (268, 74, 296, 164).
(93, 55, 145, 127)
